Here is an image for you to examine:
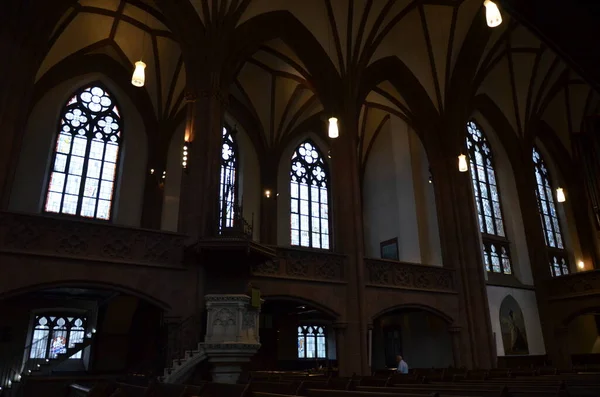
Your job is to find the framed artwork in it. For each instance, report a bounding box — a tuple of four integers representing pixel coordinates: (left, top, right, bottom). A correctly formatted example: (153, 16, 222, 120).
(380, 238, 399, 260)
(499, 295, 529, 355)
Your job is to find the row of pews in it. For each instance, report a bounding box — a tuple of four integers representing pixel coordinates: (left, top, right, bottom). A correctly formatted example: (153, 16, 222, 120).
(66, 368, 600, 397)
(246, 369, 600, 397)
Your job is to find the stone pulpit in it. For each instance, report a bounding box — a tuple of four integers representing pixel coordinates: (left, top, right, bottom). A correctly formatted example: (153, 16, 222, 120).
(201, 294, 261, 383)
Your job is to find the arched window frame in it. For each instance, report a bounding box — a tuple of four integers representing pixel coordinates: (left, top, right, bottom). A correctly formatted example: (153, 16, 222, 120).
(297, 325, 327, 359)
(29, 314, 87, 360)
(219, 125, 239, 231)
(290, 140, 331, 250)
(466, 120, 513, 275)
(532, 146, 569, 277)
(43, 84, 122, 221)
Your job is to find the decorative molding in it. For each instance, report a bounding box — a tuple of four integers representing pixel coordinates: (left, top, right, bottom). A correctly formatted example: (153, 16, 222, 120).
(548, 270, 600, 299)
(0, 212, 186, 268)
(205, 294, 251, 303)
(364, 258, 456, 294)
(250, 247, 346, 283)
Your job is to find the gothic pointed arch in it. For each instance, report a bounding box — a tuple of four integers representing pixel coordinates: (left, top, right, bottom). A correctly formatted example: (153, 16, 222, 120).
(466, 120, 512, 274)
(290, 139, 330, 249)
(44, 83, 122, 220)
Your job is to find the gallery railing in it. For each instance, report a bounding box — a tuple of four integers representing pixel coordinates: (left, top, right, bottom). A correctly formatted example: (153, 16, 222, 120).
(547, 269, 600, 299)
(364, 258, 456, 293)
(0, 211, 186, 268)
(251, 246, 346, 283)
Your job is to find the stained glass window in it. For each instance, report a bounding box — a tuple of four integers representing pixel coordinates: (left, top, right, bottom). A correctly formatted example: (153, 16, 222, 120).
(290, 141, 330, 249)
(44, 85, 121, 220)
(297, 325, 327, 359)
(220, 126, 238, 230)
(533, 147, 569, 276)
(466, 121, 512, 274)
(29, 316, 87, 360)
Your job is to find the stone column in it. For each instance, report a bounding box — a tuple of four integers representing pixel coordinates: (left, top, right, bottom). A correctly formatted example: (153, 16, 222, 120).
(178, 75, 228, 239)
(260, 153, 278, 244)
(330, 111, 369, 376)
(202, 294, 261, 383)
(431, 152, 495, 369)
(448, 326, 463, 368)
(552, 326, 571, 370)
(332, 323, 347, 375)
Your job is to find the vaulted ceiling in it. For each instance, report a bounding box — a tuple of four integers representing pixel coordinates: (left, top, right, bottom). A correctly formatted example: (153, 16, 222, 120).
(32, 0, 600, 165)
(36, 0, 186, 122)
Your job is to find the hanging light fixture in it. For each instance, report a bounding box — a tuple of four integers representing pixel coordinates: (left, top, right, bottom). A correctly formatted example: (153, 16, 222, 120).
(458, 154, 468, 172)
(556, 187, 566, 203)
(132, 10, 149, 87)
(131, 61, 146, 87)
(328, 117, 339, 139)
(484, 0, 502, 28)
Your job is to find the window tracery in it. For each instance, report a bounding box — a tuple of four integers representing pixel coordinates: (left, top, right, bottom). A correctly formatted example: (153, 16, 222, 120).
(220, 126, 238, 230)
(44, 85, 121, 220)
(29, 315, 86, 360)
(297, 325, 327, 359)
(466, 121, 512, 274)
(290, 141, 330, 249)
(532, 147, 569, 276)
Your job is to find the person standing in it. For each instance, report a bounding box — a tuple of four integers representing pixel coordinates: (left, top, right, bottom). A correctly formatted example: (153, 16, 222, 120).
(396, 355, 409, 374)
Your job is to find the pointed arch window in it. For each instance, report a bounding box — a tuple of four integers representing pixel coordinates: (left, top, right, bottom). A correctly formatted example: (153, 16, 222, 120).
(297, 325, 327, 359)
(532, 147, 569, 276)
(44, 85, 121, 220)
(290, 141, 330, 249)
(466, 121, 512, 274)
(220, 126, 238, 230)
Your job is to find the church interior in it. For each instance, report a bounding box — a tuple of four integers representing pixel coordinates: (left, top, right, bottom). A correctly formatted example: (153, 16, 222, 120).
(2, 0, 600, 396)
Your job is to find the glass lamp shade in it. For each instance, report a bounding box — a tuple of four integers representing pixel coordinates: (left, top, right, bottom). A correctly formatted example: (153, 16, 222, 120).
(328, 117, 339, 139)
(556, 187, 566, 203)
(131, 61, 146, 87)
(484, 0, 502, 28)
(458, 154, 468, 172)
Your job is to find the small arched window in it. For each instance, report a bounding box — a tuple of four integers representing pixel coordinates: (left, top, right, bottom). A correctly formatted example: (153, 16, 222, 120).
(290, 140, 330, 249)
(44, 85, 122, 220)
(219, 126, 238, 230)
(466, 121, 512, 274)
(532, 147, 569, 276)
(297, 325, 327, 359)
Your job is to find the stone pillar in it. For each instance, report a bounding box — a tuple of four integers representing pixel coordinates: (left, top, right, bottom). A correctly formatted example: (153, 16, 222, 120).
(448, 326, 463, 368)
(201, 294, 261, 383)
(178, 75, 228, 239)
(431, 152, 495, 369)
(551, 326, 571, 370)
(332, 323, 347, 376)
(330, 112, 369, 375)
(260, 153, 278, 244)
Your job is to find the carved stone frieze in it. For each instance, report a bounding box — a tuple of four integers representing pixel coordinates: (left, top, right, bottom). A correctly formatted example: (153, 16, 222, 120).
(0, 212, 185, 267)
(548, 270, 600, 298)
(250, 247, 346, 282)
(365, 258, 455, 293)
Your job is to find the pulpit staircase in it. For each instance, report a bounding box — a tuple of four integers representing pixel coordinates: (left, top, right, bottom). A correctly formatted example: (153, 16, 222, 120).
(0, 294, 117, 397)
(159, 314, 207, 384)
(0, 330, 95, 397)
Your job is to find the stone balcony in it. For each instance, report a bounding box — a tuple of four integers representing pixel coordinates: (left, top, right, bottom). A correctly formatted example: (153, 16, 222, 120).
(251, 246, 347, 283)
(364, 258, 456, 293)
(547, 269, 600, 300)
(0, 211, 186, 268)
